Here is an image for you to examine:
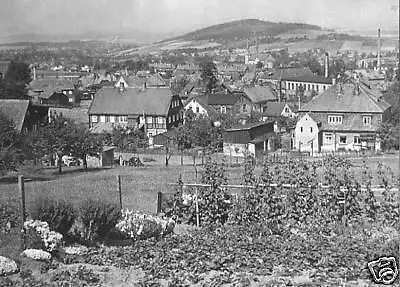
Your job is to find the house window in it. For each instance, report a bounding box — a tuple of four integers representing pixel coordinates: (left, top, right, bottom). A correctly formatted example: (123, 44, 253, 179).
(105, 115, 110, 123)
(328, 115, 343, 124)
(339, 136, 347, 144)
(147, 117, 153, 124)
(91, 115, 98, 123)
(363, 116, 372, 126)
(312, 84, 315, 90)
(310, 127, 313, 133)
(291, 83, 294, 89)
(316, 85, 319, 92)
(354, 136, 361, 145)
(242, 104, 246, 112)
(99, 115, 106, 123)
(119, 115, 127, 123)
(284, 107, 289, 113)
(325, 133, 333, 143)
(172, 115, 175, 122)
(323, 86, 326, 91)
(220, 106, 227, 113)
(110, 116, 115, 123)
(196, 106, 200, 113)
(300, 127, 303, 132)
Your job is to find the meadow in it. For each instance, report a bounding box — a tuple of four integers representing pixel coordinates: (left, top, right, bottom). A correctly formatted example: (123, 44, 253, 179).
(0, 152, 398, 215)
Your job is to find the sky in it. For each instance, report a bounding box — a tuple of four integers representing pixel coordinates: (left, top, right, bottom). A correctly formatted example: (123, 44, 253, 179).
(0, 0, 398, 38)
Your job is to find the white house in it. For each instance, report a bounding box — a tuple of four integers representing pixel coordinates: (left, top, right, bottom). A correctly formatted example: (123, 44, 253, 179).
(294, 113, 320, 154)
(184, 98, 214, 117)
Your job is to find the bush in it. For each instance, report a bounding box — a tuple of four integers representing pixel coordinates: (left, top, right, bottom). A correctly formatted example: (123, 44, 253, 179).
(31, 198, 75, 237)
(79, 200, 121, 242)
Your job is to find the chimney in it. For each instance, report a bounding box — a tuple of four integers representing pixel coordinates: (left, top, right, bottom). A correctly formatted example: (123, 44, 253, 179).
(324, 52, 329, 78)
(33, 66, 37, 80)
(377, 27, 381, 70)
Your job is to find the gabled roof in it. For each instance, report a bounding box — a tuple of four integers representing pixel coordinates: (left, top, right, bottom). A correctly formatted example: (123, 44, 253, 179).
(207, 93, 241, 106)
(29, 78, 75, 99)
(88, 87, 174, 116)
(300, 80, 391, 114)
(0, 99, 29, 132)
(262, 102, 288, 117)
(244, 85, 277, 103)
(146, 73, 167, 87)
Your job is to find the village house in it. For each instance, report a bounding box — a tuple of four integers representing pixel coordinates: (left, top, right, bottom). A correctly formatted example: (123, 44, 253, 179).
(0, 99, 49, 134)
(28, 78, 78, 107)
(88, 85, 183, 146)
(183, 96, 217, 118)
(223, 121, 277, 157)
(200, 91, 253, 117)
(261, 102, 297, 120)
(293, 78, 391, 154)
(244, 85, 278, 112)
(282, 74, 335, 99)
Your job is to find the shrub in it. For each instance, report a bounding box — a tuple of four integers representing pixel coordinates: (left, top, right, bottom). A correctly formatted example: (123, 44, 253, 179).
(0, 202, 19, 232)
(116, 209, 175, 240)
(24, 219, 63, 253)
(31, 198, 75, 237)
(79, 200, 121, 242)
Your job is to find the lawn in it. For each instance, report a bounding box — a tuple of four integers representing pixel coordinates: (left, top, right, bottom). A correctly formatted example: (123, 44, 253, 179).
(0, 153, 398, 215)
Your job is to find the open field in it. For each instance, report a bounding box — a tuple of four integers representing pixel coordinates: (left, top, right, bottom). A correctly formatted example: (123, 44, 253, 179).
(0, 153, 398, 216)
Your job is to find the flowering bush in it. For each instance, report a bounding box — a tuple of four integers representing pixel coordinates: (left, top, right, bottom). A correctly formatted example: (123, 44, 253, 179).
(24, 219, 63, 252)
(116, 209, 175, 240)
(0, 256, 18, 276)
(22, 249, 51, 261)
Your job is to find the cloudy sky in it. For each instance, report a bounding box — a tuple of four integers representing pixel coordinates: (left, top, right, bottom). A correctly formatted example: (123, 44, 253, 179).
(0, 0, 398, 37)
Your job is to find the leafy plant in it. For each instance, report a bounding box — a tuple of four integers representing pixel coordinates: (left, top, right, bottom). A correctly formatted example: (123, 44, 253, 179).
(31, 197, 76, 237)
(79, 199, 121, 243)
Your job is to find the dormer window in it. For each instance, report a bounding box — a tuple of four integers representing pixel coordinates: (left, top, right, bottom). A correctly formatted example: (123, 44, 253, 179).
(120, 82, 125, 90)
(363, 116, 372, 126)
(328, 115, 343, 124)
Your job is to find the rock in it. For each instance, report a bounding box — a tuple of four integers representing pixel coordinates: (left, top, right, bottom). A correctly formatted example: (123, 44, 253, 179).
(22, 249, 51, 261)
(0, 256, 18, 276)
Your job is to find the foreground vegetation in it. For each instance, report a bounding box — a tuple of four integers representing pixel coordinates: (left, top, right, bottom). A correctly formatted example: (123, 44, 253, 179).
(0, 155, 399, 286)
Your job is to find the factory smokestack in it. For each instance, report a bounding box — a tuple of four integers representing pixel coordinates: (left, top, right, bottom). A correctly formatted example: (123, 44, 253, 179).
(324, 52, 329, 78)
(377, 27, 381, 70)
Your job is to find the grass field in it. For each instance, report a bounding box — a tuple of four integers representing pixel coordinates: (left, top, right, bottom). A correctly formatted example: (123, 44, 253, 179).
(0, 153, 398, 216)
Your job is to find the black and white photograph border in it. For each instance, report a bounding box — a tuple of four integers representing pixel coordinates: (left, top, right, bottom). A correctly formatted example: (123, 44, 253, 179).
(0, 0, 399, 286)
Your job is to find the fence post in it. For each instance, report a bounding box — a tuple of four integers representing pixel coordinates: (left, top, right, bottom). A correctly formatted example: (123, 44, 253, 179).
(18, 175, 26, 250)
(117, 175, 122, 210)
(157, 192, 163, 214)
(195, 186, 200, 227)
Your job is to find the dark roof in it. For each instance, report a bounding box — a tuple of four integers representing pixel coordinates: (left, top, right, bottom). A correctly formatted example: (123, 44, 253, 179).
(244, 86, 277, 103)
(226, 120, 274, 132)
(207, 93, 241, 106)
(250, 132, 276, 144)
(267, 67, 313, 81)
(300, 80, 391, 114)
(29, 78, 75, 99)
(0, 99, 29, 132)
(146, 73, 167, 87)
(282, 74, 333, 84)
(262, 102, 288, 117)
(89, 87, 174, 116)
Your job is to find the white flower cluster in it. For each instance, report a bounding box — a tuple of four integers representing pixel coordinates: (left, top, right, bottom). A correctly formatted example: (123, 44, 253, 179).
(116, 209, 175, 240)
(24, 219, 63, 252)
(22, 249, 51, 261)
(0, 256, 18, 276)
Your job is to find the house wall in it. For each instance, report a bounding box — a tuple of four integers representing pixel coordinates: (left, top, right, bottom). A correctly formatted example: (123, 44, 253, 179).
(167, 95, 184, 129)
(284, 81, 332, 95)
(320, 131, 380, 152)
(184, 100, 208, 116)
(294, 114, 320, 153)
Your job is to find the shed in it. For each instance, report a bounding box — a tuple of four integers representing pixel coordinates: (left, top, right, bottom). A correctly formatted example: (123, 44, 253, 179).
(86, 146, 115, 168)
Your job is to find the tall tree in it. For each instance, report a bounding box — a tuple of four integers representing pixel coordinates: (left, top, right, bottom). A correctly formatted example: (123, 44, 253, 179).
(0, 113, 23, 173)
(199, 58, 217, 93)
(0, 62, 31, 99)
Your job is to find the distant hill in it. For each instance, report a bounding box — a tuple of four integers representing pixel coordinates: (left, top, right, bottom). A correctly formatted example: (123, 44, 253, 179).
(165, 19, 323, 44)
